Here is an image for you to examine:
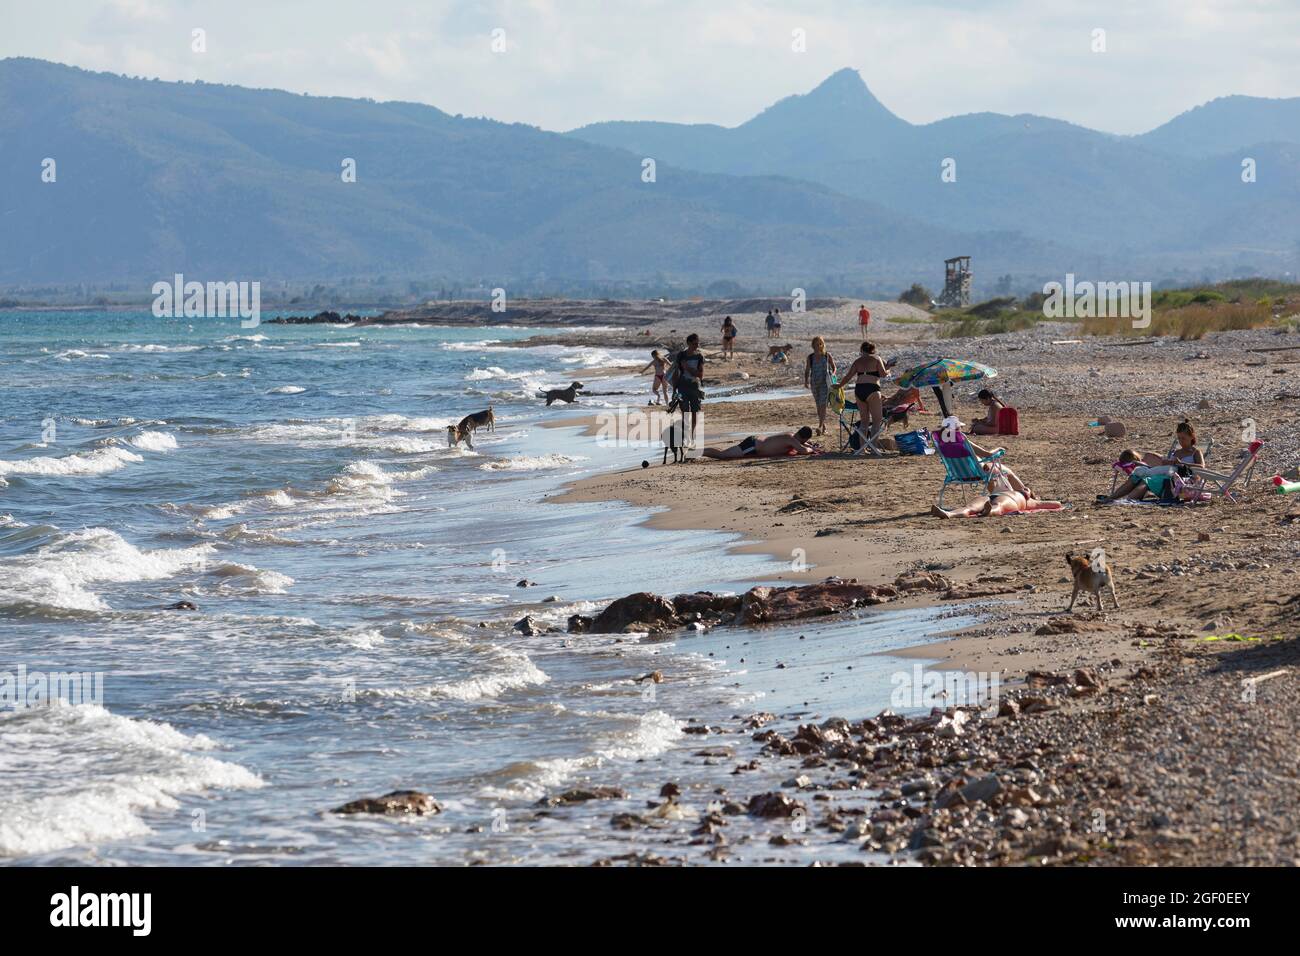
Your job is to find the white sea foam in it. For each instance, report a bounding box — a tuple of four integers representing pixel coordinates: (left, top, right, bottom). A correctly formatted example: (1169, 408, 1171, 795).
(440, 339, 503, 351)
(465, 366, 546, 383)
(479, 454, 587, 471)
(267, 385, 306, 394)
(0, 527, 216, 611)
(0, 446, 143, 477)
(478, 710, 680, 801)
(361, 648, 548, 703)
(127, 431, 179, 452)
(0, 704, 262, 858)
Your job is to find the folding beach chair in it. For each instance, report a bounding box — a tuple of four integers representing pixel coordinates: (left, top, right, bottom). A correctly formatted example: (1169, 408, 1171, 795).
(1180, 440, 1264, 502)
(833, 382, 923, 456)
(932, 429, 1006, 508)
(1106, 435, 1216, 498)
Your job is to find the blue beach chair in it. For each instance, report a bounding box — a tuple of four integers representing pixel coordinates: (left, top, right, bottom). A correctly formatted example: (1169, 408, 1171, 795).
(932, 429, 1005, 509)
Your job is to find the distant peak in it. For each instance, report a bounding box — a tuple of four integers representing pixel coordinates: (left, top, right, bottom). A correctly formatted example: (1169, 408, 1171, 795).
(813, 68, 868, 91)
(749, 68, 907, 129)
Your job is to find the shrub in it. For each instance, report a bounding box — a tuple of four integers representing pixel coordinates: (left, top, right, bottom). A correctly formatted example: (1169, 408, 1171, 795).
(898, 283, 933, 308)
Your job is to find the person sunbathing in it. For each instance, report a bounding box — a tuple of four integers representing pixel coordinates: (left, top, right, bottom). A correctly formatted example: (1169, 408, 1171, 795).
(703, 427, 818, 459)
(931, 465, 1062, 518)
(930, 425, 1061, 516)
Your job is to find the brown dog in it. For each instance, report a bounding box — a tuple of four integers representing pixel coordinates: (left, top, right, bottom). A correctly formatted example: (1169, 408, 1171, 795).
(1065, 548, 1119, 612)
(447, 407, 494, 449)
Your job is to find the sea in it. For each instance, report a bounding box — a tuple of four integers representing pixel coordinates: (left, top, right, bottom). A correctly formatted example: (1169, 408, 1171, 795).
(0, 310, 974, 865)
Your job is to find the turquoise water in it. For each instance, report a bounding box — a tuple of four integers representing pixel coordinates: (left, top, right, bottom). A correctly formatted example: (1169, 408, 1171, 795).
(0, 311, 969, 865)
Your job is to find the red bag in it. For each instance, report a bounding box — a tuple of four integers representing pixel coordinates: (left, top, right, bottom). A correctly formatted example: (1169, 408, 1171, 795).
(996, 406, 1019, 436)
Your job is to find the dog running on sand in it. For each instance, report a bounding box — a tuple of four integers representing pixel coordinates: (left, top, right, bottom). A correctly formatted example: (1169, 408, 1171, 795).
(447, 407, 494, 449)
(543, 382, 583, 406)
(1065, 548, 1119, 612)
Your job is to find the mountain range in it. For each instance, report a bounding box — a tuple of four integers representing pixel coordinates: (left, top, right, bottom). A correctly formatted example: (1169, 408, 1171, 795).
(2, 58, 1298, 293)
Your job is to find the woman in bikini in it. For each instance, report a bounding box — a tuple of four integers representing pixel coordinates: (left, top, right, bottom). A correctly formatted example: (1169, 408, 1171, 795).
(640, 349, 670, 405)
(930, 427, 1063, 517)
(803, 336, 836, 435)
(720, 316, 736, 360)
(840, 341, 890, 453)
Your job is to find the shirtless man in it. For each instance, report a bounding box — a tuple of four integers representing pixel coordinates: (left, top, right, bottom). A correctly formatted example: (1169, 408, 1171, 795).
(703, 427, 818, 459)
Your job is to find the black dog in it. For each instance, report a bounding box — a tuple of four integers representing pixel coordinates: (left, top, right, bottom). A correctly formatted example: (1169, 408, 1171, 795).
(543, 381, 583, 406)
(661, 420, 686, 464)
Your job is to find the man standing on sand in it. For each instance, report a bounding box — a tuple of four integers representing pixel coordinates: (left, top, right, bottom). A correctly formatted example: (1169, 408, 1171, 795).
(858, 304, 871, 340)
(672, 333, 705, 447)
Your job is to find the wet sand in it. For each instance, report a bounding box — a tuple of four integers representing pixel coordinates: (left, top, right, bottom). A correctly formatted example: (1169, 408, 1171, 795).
(544, 300, 1300, 865)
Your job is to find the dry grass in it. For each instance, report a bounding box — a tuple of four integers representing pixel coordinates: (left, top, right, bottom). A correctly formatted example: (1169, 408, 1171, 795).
(1081, 301, 1275, 340)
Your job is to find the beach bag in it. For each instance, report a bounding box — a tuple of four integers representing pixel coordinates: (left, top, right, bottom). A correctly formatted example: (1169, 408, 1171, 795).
(895, 429, 934, 456)
(828, 380, 846, 415)
(996, 406, 1019, 436)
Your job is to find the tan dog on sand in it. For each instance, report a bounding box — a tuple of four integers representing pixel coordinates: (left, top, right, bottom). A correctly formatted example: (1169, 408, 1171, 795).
(1065, 548, 1119, 612)
(447, 407, 494, 449)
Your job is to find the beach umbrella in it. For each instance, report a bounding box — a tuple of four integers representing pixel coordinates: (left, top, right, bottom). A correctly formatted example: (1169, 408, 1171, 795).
(897, 358, 998, 419)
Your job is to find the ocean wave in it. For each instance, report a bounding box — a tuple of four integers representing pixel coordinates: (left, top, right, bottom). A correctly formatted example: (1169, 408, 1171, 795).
(479, 454, 588, 472)
(477, 711, 680, 802)
(54, 349, 111, 361)
(0, 704, 262, 858)
(114, 343, 203, 353)
(0, 446, 143, 477)
(359, 648, 548, 703)
(440, 339, 503, 351)
(266, 385, 306, 394)
(465, 366, 547, 383)
(208, 562, 295, 594)
(127, 430, 179, 452)
(0, 526, 215, 612)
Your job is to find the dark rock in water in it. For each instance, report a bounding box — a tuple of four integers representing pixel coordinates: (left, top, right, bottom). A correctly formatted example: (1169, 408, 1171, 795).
(747, 791, 805, 818)
(513, 615, 543, 635)
(671, 591, 742, 622)
(567, 614, 592, 633)
(540, 786, 628, 806)
(516, 579, 537, 588)
(610, 812, 648, 830)
(332, 790, 441, 815)
(589, 591, 681, 634)
(583, 577, 906, 635)
(164, 600, 198, 611)
(739, 579, 894, 625)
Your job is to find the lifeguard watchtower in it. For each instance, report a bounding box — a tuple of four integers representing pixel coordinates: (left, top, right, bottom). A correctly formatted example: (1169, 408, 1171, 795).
(936, 256, 972, 308)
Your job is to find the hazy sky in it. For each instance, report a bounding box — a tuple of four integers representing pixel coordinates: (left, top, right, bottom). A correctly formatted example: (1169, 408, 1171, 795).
(2, 0, 1297, 133)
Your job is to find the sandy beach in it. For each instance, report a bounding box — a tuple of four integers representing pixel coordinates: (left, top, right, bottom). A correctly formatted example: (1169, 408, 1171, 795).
(545, 299, 1300, 865)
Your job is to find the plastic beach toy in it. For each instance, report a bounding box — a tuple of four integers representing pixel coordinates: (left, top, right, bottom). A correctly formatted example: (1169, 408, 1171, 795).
(1272, 475, 1300, 494)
